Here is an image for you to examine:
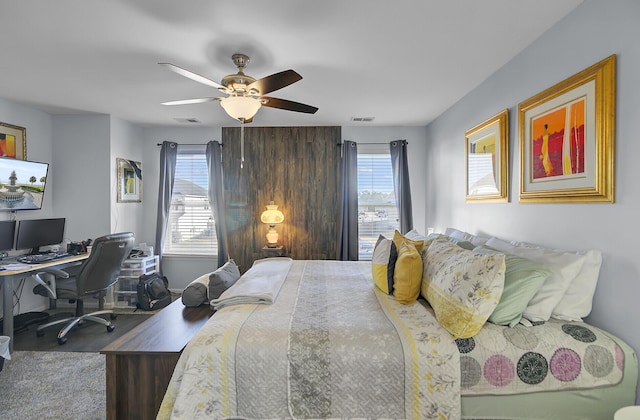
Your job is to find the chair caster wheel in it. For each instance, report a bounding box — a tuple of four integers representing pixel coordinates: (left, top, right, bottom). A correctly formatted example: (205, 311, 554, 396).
(107, 324, 115, 333)
(110, 313, 117, 320)
(58, 337, 67, 345)
(36, 330, 45, 337)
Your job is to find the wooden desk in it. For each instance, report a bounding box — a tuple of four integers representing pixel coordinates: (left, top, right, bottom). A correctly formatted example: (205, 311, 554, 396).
(0, 253, 88, 351)
(101, 298, 214, 420)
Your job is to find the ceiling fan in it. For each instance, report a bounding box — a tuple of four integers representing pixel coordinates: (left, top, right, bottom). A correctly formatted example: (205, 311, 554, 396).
(159, 53, 318, 123)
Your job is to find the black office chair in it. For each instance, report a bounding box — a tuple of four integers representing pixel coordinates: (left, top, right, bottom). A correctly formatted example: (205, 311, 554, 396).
(32, 232, 135, 345)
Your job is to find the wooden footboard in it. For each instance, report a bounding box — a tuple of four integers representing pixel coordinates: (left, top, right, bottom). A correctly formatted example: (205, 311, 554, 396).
(101, 298, 213, 420)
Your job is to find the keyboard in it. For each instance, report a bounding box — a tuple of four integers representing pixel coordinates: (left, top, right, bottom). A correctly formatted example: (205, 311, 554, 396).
(17, 252, 70, 264)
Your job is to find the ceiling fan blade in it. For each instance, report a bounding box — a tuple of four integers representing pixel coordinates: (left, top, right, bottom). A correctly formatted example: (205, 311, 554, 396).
(161, 97, 219, 106)
(247, 70, 302, 95)
(159, 62, 225, 90)
(260, 96, 318, 114)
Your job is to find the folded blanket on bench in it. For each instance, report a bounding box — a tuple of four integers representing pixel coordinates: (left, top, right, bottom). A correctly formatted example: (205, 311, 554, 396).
(211, 257, 293, 310)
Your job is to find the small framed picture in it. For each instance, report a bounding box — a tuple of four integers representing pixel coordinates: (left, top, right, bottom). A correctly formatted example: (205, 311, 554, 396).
(518, 55, 615, 203)
(465, 109, 509, 202)
(0, 122, 27, 160)
(117, 158, 142, 203)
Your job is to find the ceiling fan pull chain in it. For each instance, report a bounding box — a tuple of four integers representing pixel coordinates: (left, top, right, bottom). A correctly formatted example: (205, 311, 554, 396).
(240, 122, 245, 169)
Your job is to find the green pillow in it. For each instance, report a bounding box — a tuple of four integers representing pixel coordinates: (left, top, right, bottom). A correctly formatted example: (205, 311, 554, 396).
(474, 246, 551, 327)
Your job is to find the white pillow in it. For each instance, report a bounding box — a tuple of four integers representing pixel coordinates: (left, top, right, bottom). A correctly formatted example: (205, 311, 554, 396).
(404, 229, 428, 242)
(445, 227, 468, 241)
(553, 249, 602, 320)
(484, 237, 586, 323)
(510, 240, 602, 321)
(444, 227, 489, 246)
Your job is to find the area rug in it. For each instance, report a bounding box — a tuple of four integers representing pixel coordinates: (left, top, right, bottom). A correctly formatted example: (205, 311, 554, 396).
(0, 351, 105, 419)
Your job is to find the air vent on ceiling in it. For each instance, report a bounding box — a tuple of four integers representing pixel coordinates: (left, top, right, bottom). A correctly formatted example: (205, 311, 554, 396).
(174, 117, 201, 124)
(351, 116, 375, 122)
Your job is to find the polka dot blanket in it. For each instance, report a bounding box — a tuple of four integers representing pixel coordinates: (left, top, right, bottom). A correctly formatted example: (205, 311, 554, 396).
(458, 320, 624, 395)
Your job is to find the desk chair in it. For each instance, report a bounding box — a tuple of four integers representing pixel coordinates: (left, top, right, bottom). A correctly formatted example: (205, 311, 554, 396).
(32, 232, 135, 345)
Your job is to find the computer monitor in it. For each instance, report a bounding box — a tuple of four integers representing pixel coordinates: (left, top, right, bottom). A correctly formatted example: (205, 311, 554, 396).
(15, 218, 65, 255)
(0, 220, 16, 252)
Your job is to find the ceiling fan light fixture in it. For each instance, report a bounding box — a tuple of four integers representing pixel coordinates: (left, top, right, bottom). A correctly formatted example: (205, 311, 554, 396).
(220, 96, 261, 121)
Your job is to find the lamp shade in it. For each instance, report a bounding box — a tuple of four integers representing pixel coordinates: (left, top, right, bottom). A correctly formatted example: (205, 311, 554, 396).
(220, 96, 261, 121)
(260, 203, 284, 225)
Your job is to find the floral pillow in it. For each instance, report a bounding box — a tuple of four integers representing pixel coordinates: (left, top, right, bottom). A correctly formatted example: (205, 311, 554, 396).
(421, 240, 506, 338)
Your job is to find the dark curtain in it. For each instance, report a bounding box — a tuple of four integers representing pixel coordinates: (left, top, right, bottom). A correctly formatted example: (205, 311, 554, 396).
(206, 140, 229, 268)
(154, 141, 178, 275)
(337, 140, 359, 260)
(390, 139, 413, 234)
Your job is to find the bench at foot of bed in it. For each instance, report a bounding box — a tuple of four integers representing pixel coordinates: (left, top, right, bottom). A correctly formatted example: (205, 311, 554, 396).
(101, 298, 214, 420)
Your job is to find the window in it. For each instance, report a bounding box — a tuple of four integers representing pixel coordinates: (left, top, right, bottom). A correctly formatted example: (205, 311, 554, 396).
(163, 146, 218, 256)
(357, 144, 398, 260)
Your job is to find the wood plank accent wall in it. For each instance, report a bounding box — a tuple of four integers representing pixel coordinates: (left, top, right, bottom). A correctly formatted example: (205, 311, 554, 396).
(222, 126, 341, 272)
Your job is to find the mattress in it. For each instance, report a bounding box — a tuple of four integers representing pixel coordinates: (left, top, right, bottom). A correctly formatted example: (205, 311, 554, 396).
(160, 260, 637, 419)
(461, 330, 637, 419)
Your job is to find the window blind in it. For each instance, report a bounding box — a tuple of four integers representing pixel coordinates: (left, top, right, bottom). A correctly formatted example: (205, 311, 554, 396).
(357, 147, 398, 260)
(163, 150, 218, 255)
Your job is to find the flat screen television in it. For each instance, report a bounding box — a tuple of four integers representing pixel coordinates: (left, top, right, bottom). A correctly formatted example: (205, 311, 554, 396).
(15, 218, 65, 254)
(0, 157, 49, 211)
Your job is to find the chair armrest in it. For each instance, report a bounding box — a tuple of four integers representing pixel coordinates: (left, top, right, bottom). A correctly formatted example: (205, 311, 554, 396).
(34, 268, 70, 278)
(31, 268, 70, 299)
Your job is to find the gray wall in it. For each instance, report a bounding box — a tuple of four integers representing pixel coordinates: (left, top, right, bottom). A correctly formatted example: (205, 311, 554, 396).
(110, 117, 146, 236)
(52, 115, 111, 240)
(424, 0, 640, 402)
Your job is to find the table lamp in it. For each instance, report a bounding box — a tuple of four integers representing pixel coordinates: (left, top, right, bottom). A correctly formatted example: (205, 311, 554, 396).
(260, 201, 284, 248)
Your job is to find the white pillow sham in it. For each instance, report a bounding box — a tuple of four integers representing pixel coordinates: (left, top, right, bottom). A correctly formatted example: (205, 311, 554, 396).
(404, 229, 428, 242)
(509, 240, 602, 321)
(484, 237, 586, 323)
(444, 227, 489, 246)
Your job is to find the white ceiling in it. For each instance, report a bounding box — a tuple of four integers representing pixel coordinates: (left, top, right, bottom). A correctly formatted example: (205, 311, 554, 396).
(0, 0, 583, 128)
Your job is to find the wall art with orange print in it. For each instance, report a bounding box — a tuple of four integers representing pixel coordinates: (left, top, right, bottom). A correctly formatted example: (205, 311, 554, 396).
(518, 55, 615, 203)
(531, 98, 585, 180)
(0, 122, 27, 160)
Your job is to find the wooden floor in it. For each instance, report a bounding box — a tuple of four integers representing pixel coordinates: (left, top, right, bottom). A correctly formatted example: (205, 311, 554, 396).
(11, 311, 153, 352)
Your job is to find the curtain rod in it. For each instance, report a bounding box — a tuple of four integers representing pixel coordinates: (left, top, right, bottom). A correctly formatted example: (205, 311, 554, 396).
(156, 143, 222, 146)
(337, 140, 408, 146)
(156, 141, 406, 146)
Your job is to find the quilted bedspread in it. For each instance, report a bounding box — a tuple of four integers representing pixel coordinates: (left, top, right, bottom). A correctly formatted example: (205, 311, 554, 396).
(158, 260, 461, 419)
(457, 319, 624, 395)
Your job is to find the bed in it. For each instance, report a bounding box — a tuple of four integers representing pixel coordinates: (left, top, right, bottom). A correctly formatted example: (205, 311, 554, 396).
(158, 232, 638, 420)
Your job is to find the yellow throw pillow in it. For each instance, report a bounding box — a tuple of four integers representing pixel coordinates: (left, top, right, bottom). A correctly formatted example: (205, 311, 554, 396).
(393, 230, 424, 254)
(393, 241, 423, 304)
(371, 235, 398, 294)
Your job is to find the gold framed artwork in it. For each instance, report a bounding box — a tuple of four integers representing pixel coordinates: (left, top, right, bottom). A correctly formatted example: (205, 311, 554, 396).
(117, 158, 142, 203)
(465, 109, 509, 202)
(518, 54, 615, 203)
(0, 122, 27, 160)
